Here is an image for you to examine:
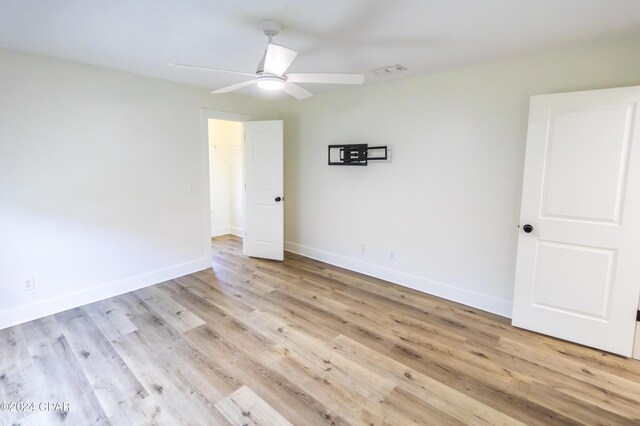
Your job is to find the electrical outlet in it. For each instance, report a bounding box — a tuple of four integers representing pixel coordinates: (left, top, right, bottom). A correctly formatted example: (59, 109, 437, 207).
(360, 244, 366, 254)
(389, 250, 397, 261)
(23, 276, 35, 291)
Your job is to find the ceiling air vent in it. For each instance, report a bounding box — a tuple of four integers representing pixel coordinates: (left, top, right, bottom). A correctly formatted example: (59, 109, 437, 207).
(371, 64, 407, 76)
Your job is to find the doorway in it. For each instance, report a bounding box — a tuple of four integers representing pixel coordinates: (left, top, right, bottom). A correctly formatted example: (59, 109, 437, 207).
(199, 109, 284, 262)
(208, 119, 244, 238)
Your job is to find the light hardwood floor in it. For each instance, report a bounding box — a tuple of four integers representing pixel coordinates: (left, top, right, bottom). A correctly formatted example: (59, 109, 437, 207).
(2, 235, 640, 425)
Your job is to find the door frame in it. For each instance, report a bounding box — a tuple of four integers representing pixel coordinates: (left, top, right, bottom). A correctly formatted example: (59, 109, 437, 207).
(199, 109, 251, 261)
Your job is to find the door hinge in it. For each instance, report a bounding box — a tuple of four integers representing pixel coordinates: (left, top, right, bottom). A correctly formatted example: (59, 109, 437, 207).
(637, 310, 640, 322)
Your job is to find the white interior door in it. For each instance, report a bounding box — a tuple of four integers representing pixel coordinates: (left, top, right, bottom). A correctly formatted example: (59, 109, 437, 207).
(513, 86, 640, 356)
(243, 120, 284, 261)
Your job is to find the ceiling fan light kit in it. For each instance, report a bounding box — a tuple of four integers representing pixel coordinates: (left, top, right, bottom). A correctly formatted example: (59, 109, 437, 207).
(256, 75, 285, 90)
(169, 20, 365, 99)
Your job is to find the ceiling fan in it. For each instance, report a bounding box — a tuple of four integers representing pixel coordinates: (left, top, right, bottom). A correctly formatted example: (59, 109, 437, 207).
(170, 20, 365, 99)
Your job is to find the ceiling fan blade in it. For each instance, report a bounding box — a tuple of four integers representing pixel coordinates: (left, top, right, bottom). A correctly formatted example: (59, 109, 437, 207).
(286, 73, 365, 85)
(211, 79, 256, 94)
(169, 63, 255, 77)
(282, 83, 313, 100)
(262, 44, 298, 76)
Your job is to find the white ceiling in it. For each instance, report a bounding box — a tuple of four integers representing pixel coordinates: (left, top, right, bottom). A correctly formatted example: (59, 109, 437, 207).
(1, 0, 640, 99)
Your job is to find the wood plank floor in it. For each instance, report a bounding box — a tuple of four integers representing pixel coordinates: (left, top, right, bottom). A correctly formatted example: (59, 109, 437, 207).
(2, 235, 640, 425)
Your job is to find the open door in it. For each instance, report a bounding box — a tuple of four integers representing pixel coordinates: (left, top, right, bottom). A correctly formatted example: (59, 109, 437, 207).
(243, 120, 284, 261)
(512, 86, 640, 356)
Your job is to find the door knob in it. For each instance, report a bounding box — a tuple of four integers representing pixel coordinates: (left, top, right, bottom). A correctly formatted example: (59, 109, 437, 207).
(522, 224, 533, 233)
(275, 196, 282, 202)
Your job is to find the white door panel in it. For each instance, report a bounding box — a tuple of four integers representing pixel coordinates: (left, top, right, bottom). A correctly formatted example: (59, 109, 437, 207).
(513, 86, 640, 356)
(531, 241, 616, 320)
(541, 105, 634, 223)
(243, 121, 284, 261)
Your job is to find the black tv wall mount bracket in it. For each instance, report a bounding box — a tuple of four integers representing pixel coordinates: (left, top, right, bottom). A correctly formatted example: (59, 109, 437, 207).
(328, 144, 388, 166)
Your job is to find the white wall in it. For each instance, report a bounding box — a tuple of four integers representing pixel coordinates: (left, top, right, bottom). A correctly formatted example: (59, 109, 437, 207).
(277, 36, 640, 317)
(208, 119, 243, 237)
(0, 48, 270, 329)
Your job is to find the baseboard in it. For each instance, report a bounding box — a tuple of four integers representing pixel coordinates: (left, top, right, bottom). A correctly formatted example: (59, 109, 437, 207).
(285, 241, 513, 318)
(0, 257, 211, 330)
(229, 226, 244, 237)
(211, 226, 230, 237)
